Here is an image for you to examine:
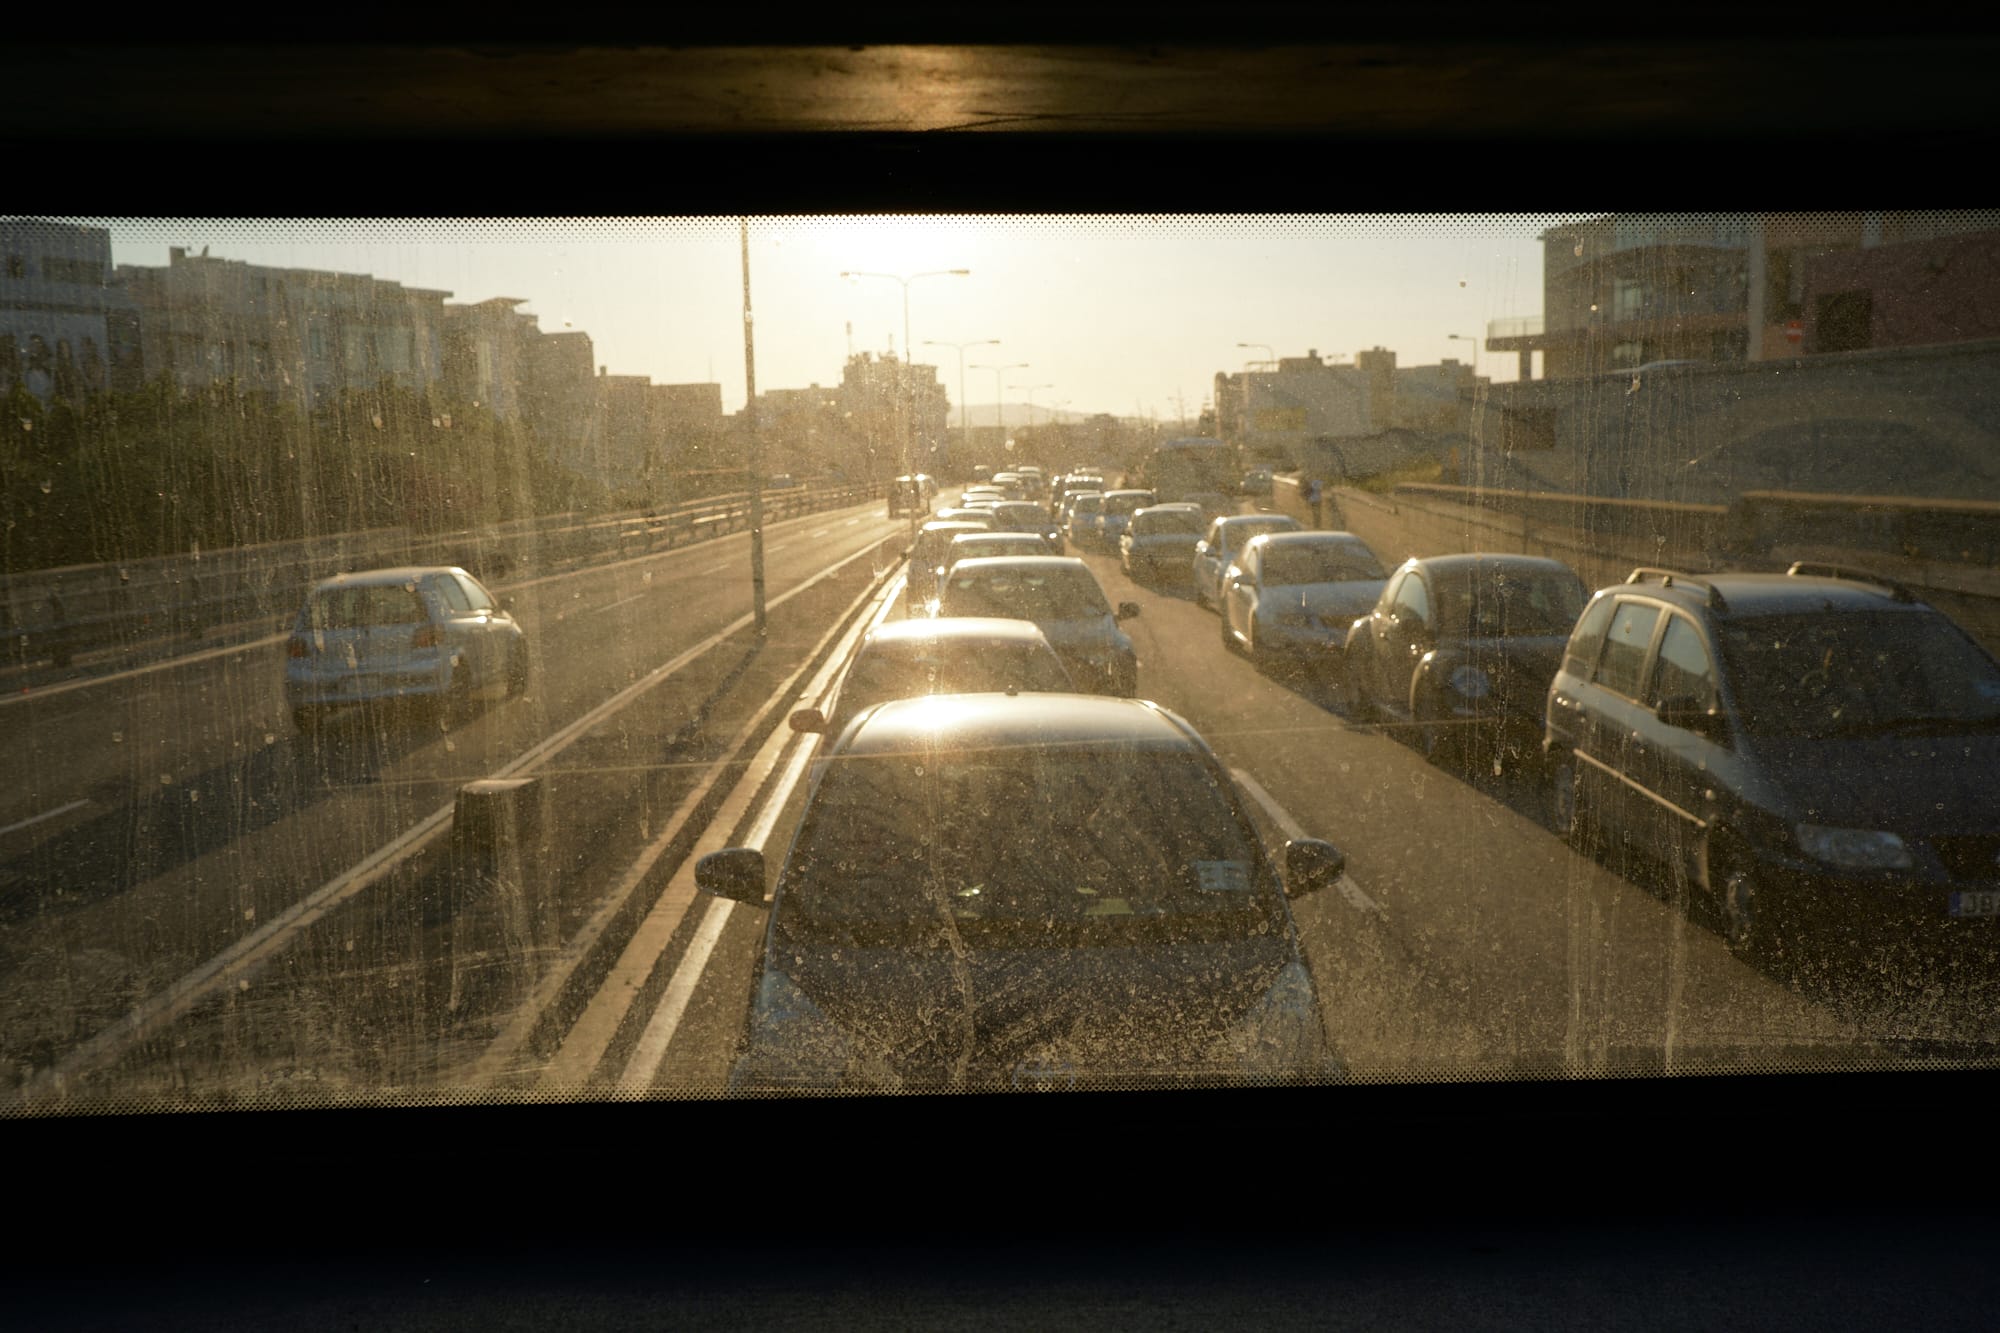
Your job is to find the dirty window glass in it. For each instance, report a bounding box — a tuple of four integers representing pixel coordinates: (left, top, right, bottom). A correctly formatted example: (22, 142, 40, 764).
(8, 211, 2000, 1115)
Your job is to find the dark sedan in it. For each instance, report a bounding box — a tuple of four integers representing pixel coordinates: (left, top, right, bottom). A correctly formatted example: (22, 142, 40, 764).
(1342, 554, 1588, 775)
(696, 692, 1348, 1093)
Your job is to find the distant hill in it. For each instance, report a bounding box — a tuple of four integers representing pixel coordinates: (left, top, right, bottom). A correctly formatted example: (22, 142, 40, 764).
(948, 403, 1096, 428)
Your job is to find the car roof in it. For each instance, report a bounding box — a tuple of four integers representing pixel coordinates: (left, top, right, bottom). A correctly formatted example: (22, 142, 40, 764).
(861, 616, 1053, 648)
(311, 566, 465, 591)
(1605, 570, 1937, 617)
(1104, 489, 1154, 498)
(945, 555, 1093, 574)
(1250, 531, 1371, 548)
(837, 692, 1205, 757)
(1403, 553, 1581, 578)
(950, 532, 1048, 545)
(1216, 514, 1298, 528)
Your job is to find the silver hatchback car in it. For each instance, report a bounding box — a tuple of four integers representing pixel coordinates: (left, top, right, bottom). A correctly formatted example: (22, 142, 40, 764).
(285, 566, 527, 732)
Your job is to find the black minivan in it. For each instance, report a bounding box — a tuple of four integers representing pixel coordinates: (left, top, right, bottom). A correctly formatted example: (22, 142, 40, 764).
(1543, 564, 2000, 963)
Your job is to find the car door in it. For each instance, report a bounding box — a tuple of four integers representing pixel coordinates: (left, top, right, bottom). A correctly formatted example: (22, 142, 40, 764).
(1635, 611, 1729, 886)
(1576, 597, 1667, 848)
(450, 572, 509, 688)
(1225, 542, 1260, 643)
(1377, 566, 1436, 717)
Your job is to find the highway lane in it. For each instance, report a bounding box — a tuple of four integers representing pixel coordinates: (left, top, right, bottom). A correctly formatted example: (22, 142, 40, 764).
(608, 495, 1995, 1098)
(0, 502, 906, 1093)
(0, 500, 894, 844)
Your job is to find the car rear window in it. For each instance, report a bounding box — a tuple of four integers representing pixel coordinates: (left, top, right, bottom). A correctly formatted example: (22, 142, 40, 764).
(1132, 511, 1203, 536)
(939, 567, 1112, 621)
(779, 748, 1277, 935)
(1433, 567, 1587, 639)
(1260, 543, 1385, 586)
(307, 584, 428, 630)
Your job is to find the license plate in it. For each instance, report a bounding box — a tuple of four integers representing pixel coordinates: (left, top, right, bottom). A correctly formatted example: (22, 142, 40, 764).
(1949, 890, 2000, 918)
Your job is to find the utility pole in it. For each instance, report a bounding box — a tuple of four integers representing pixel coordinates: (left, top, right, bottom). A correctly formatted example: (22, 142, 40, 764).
(740, 218, 766, 635)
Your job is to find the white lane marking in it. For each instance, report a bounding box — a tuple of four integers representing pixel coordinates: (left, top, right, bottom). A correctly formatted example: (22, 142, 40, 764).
(1229, 768, 1387, 921)
(845, 518, 862, 526)
(0, 632, 289, 707)
(609, 576, 905, 1093)
(25, 540, 903, 1106)
(475, 571, 902, 1087)
(0, 798, 89, 838)
(808, 527, 830, 538)
(0, 499, 892, 708)
(594, 590, 648, 615)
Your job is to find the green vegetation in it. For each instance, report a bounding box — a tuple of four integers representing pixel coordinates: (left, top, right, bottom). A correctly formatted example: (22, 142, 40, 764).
(0, 379, 604, 572)
(1352, 457, 1444, 494)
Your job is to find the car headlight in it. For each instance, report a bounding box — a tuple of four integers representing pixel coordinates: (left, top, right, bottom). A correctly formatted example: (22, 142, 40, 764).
(733, 969, 904, 1093)
(1205, 961, 1335, 1079)
(1448, 665, 1492, 699)
(1794, 824, 1913, 870)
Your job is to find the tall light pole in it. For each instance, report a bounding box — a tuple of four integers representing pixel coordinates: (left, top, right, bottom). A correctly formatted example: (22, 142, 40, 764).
(840, 268, 969, 533)
(923, 338, 999, 481)
(1234, 342, 1276, 440)
(972, 360, 1029, 458)
(741, 219, 766, 634)
(1447, 333, 1480, 375)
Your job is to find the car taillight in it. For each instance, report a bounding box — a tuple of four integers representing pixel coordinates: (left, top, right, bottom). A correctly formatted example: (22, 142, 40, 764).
(411, 625, 441, 649)
(287, 637, 311, 659)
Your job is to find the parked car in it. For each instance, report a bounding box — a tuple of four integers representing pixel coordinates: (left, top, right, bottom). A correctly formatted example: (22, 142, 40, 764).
(1120, 505, 1207, 583)
(907, 521, 994, 606)
(988, 500, 1065, 552)
(788, 616, 1075, 744)
(1062, 491, 1105, 548)
(1544, 563, 2000, 964)
(887, 474, 936, 518)
(1343, 554, 1589, 774)
(1193, 515, 1304, 610)
(942, 531, 1055, 578)
(697, 691, 1347, 1092)
(285, 566, 527, 733)
(1096, 489, 1159, 552)
(1220, 533, 1388, 675)
(933, 556, 1141, 696)
(931, 507, 1000, 531)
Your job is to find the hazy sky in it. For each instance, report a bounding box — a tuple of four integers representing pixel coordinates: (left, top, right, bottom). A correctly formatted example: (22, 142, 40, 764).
(86, 216, 1591, 419)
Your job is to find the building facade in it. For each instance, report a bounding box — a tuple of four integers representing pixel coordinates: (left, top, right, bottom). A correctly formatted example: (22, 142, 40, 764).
(2, 219, 142, 400)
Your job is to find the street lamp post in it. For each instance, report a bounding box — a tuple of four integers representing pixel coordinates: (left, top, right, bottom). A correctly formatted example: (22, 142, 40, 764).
(841, 268, 970, 533)
(971, 360, 1029, 460)
(1234, 342, 1276, 439)
(1446, 333, 1480, 375)
(923, 338, 999, 481)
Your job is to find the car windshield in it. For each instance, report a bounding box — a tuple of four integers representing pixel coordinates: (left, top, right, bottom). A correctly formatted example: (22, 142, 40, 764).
(1071, 496, 1103, 514)
(1219, 520, 1297, 553)
(1716, 612, 2000, 736)
(938, 566, 1111, 621)
(778, 747, 1278, 938)
(1259, 544, 1386, 586)
(832, 646, 1073, 726)
(950, 537, 1048, 561)
(1434, 568, 1588, 638)
(1133, 511, 1204, 537)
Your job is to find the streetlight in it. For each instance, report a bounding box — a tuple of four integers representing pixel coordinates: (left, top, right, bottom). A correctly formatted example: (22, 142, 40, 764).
(1234, 343, 1276, 439)
(971, 360, 1029, 456)
(923, 338, 999, 481)
(1010, 383, 1054, 430)
(840, 268, 970, 526)
(1447, 333, 1480, 375)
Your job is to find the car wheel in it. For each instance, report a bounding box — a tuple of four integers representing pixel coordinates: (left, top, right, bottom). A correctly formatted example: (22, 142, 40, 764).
(1417, 696, 1460, 769)
(505, 643, 530, 698)
(1219, 611, 1240, 655)
(1719, 859, 1773, 961)
(1340, 649, 1376, 721)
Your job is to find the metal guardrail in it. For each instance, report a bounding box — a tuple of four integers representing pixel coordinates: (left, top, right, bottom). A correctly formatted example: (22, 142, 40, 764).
(3, 482, 869, 670)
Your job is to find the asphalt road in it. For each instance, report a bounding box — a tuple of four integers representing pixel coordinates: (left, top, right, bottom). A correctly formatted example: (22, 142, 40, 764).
(0, 500, 908, 1093)
(615, 493, 2000, 1097)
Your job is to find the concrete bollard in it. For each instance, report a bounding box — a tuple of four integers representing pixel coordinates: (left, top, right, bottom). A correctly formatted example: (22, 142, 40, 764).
(448, 778, 554, 1007)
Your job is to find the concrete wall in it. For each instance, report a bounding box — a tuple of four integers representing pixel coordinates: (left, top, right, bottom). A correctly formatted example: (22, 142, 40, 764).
(1467, 340, 2000, 507)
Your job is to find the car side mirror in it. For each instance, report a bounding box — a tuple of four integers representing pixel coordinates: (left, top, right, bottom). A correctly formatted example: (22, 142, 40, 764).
(1283, 838, 1346, 898)
(695, 848, 768, 905)
(1116, 602, 1141, 621)
(1657, 696, 1724, 740)
(789, 707, 828, 733)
